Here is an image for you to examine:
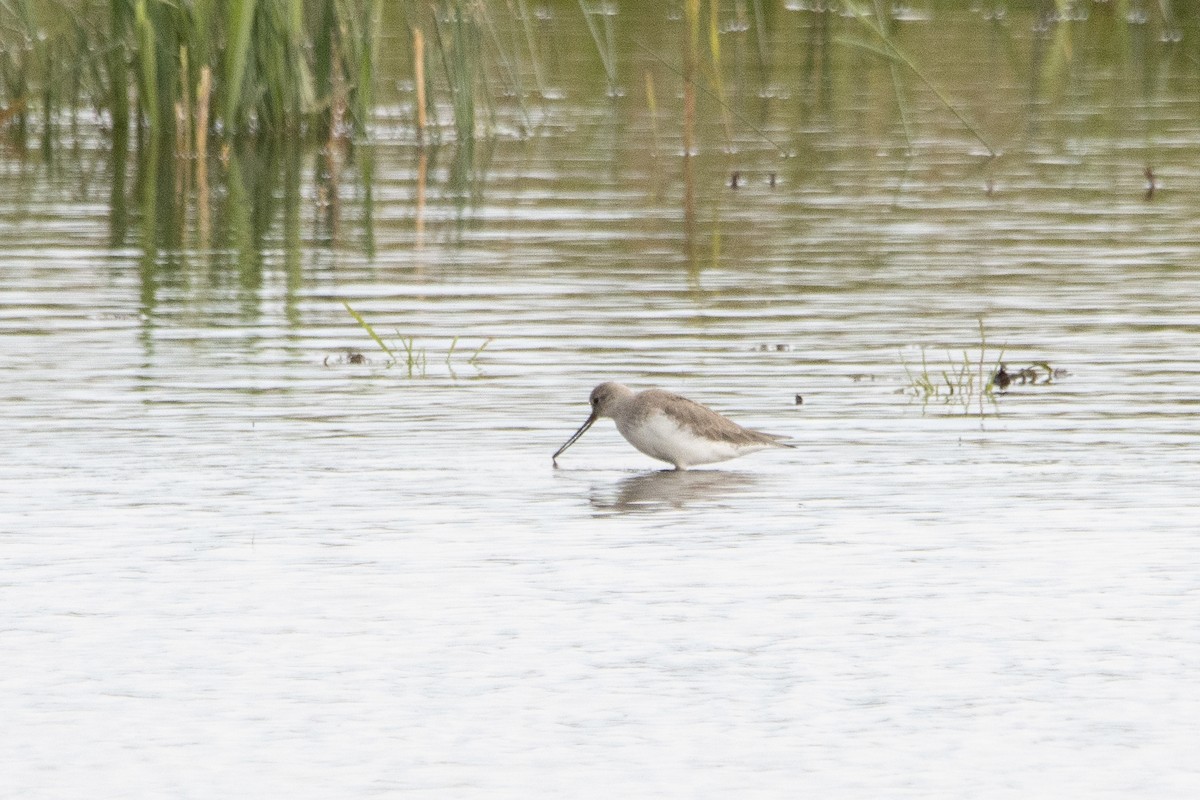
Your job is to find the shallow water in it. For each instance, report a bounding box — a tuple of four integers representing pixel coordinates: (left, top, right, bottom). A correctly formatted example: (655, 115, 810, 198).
(4, 6, 1200, 798)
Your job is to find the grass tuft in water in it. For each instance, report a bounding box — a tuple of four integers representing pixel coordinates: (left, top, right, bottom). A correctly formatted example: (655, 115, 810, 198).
(900, 320, 1004, 415)
(397, 335, 427, 377)
(344, 302, 491, 377)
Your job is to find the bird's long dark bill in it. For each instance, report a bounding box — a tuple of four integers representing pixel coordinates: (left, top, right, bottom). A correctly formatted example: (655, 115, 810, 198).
(552, 412, 598, 460)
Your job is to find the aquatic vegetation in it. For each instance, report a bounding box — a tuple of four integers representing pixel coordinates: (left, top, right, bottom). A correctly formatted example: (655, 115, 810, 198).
(0, 0, 379, 143)
(840, 1, 995, 156)
(431, 2, 482, 145)
(3, 0, 1185, 159)
(447, 335, 492, 367)
(343, 301, 491, 377)
(3, 0, 1193, 262)
(900, 321, 1004, 415)
(577, 0, 619, 97)
(900, 322, 1066, 416)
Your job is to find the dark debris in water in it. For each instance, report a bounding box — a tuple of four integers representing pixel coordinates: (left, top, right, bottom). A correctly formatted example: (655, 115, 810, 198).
(751, 343, 792, 352)
(324, 351, 369, 366)
(728, 172, 779, 190)
(992, 362, 1068, 390)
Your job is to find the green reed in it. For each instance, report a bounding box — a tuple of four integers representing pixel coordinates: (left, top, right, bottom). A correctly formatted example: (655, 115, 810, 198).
(1, 0, 379, 143)
(432, 1, 482, 144)
(402, 0, 548, 145)
(841, 1, 995, 156)
(0, 0, 1008, 157)
(705, 0, 732, 146)
(5, 1, 1191, 178)
(578, 0, 619, 96)
(510, 0, 546, 100)
(478, 1, 536, 133)
(0, 0, 36, 142)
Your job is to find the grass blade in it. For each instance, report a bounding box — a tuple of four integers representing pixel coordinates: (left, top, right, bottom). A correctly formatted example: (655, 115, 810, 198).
(222, 0, 256, 132)
(344, 301, 396, 360)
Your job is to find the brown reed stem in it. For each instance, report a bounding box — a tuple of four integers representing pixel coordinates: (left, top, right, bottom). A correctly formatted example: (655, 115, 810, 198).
(414, 26, 427, 144)
(644, 69, 659, 159)
(195, 66, 211, 246)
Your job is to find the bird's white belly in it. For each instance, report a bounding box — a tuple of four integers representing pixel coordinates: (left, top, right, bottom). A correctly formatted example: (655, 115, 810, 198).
(616, 410, 753, 468)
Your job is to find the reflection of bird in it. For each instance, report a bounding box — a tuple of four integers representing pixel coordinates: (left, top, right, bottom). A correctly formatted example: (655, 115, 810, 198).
(553, 382, 794, 470)
(593, 470, 760, 514)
